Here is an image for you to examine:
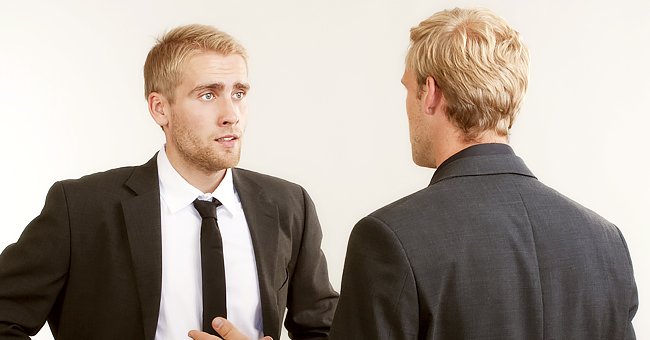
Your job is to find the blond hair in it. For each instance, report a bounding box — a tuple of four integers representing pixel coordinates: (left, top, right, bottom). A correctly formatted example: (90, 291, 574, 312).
(143, 24, 247, 102)
(406, 8, 529, 140)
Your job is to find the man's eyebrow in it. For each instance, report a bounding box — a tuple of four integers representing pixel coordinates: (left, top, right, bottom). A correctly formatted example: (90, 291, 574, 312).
(190, 83, 224, 95)
(234, 82, 250, 91)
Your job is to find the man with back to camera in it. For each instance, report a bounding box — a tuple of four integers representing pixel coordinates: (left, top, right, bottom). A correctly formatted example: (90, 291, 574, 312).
(0, 24, 338, 340)
(327, 7, 638, 340)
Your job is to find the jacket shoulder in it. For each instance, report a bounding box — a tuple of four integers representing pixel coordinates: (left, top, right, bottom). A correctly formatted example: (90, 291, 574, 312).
(58, 166, 137, 190)
(366, 186, 438, 231)
(233, 168, 304, 193)
(59, 155, 157, 192)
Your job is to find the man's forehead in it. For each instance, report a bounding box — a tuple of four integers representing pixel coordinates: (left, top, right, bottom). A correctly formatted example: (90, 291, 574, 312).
(401, 68, 414, 85)
(180, 53, 249, 87)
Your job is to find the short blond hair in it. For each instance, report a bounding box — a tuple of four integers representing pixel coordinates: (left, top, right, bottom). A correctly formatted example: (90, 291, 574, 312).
(144, 24, 247, 102)
(406, 8, 529, 140)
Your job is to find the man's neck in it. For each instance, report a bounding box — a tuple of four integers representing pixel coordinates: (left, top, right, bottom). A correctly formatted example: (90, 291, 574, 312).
(165, 148, 226, 194)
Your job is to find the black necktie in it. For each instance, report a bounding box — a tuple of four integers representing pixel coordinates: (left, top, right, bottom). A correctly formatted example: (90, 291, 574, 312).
(193, 198, 227, 337)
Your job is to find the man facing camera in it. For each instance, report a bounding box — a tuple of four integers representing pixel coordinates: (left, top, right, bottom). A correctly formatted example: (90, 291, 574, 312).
(0, 24, 338, 340)
(329, 7, 637, 340)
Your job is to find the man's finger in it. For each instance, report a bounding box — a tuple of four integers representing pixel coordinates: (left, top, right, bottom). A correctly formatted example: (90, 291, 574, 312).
(212, 317, 245, 339)
(187, 329, 219, 340)
(211, 317, 273, 340)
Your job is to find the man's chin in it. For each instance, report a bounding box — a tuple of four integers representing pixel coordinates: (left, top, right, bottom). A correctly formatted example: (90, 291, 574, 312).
(191, 153, 241, 174)
(412, 153, 436, 169)
(214, 154, 241, 170)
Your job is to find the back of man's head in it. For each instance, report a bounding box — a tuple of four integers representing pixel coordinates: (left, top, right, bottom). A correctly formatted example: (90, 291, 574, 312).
(143, 24, 248, 103)
(406, 8, 529, 141)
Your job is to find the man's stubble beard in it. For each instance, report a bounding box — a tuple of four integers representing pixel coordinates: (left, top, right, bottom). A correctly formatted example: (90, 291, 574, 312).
(171, 114, 242, 173)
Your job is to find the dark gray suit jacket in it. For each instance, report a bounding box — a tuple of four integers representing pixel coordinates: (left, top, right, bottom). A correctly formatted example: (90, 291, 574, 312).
(330, 151, 637, 339)
(0, 154, 338, 339)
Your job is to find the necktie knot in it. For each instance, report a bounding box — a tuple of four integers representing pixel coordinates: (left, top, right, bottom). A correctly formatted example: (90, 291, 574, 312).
(193, 198, 222, 220)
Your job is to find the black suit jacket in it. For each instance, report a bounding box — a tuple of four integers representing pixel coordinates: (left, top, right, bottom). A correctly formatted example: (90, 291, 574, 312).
(0, 155, 338, 339)
(330, 151, 637, 339)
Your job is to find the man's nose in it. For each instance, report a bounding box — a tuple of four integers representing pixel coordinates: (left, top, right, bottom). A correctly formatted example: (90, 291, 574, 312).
(218, 99, 239, 126)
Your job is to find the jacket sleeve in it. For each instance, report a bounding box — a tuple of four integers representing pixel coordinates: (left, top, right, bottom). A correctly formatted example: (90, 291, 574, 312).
(329, 215, 419, 340)
(0, 182, 71, 338)
(617, 227, 638, 340)
(625, 285, 638, 340)
(283, 187, 339, 340)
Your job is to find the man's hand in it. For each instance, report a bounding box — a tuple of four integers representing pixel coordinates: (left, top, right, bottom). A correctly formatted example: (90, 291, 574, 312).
(188, 317, 272, 340)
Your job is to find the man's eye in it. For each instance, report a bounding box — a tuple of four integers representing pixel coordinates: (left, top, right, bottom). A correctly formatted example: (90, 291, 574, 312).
(233, 91, 245, 100)
(201, 93, 215, 100)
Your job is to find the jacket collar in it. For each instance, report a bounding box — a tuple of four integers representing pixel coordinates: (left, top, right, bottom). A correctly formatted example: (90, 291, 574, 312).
(430, 151, 537, 186)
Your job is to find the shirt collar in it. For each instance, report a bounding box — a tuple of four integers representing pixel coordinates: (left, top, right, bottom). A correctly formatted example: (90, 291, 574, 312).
(157, 146, 240, 214)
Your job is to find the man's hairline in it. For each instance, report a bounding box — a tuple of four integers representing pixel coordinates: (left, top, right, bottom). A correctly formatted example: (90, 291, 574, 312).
(147, 50, 249, 103)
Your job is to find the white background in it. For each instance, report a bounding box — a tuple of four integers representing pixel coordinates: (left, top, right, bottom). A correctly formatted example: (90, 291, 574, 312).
(0, 0, 647, 339)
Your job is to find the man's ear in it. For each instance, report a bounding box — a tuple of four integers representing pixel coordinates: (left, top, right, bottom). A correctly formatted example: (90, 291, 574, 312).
(422, 76, 441, 116)
(148, 92, 170, 128)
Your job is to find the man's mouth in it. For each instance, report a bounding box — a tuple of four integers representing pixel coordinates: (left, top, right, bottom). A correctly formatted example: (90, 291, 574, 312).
(215, 135, 240, 145)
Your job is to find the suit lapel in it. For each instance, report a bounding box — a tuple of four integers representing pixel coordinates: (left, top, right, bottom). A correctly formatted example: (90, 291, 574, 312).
(122, 155, 162, 340)
(232, 169, 281, 338)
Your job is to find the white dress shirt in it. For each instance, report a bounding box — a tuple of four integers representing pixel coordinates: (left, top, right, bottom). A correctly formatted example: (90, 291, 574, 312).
(154, 147, 263, 340)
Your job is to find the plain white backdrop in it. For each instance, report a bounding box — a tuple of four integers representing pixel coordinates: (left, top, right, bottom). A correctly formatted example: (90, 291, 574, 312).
(1, 0, 647, 339)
